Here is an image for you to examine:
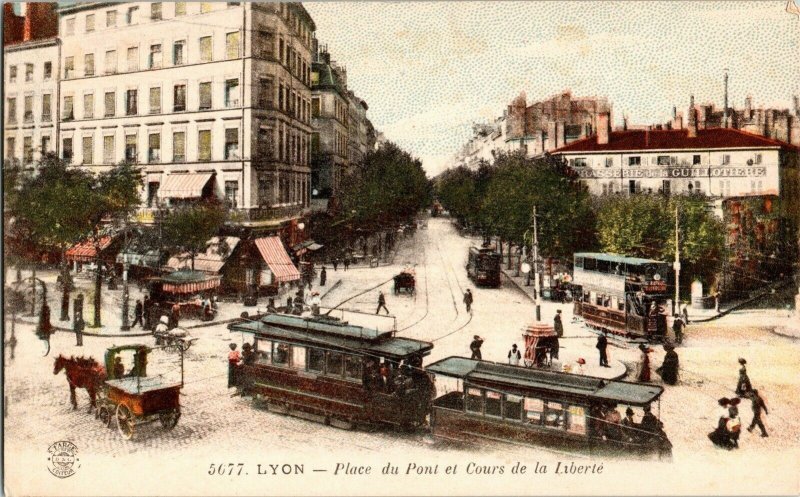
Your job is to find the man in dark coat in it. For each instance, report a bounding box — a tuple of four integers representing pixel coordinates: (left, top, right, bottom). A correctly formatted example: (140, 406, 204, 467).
(319, 266, 327, 287)
(142, 295, 151, 329)
(376, 291, 389, 315)
(596, 332, 610, 367)
(747, 389, 769, 437)
(554, 310, 564, 337)
(470, 335, 484, 360)
(132, 299, 144, 328)
(463, 289, 473, 313)
(656, 343, 679, 385)
(672, 314, 685, 344)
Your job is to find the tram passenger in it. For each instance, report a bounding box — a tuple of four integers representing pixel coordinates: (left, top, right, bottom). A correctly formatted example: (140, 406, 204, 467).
(604, 404, 623, 441)
(242, 343, 255, 365)
(379, 362, 392, 392)
(639, 405, 662, 437)
(621, 407, 638, 442)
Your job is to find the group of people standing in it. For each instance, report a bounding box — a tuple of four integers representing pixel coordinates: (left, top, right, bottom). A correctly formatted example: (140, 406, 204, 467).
(708, 358, 769, 450)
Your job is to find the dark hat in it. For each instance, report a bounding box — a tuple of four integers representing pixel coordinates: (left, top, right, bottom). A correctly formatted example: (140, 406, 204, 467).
(718, 397, 730, 406)
(511, 344, 517, 348)
(738, 358, 747, 365)
(557, 309, 562, 313)
(626, 407, 634, 415)
(474, 335, 480, 339)
(242, 343, 252, 350)
(638, 343, 647, 351)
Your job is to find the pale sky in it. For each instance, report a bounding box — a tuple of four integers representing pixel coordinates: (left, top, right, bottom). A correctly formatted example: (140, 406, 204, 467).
(305, 1, 800, 176)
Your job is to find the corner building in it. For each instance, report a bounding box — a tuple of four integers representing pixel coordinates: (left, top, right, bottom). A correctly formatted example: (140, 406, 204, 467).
(57, 2, 315, 237)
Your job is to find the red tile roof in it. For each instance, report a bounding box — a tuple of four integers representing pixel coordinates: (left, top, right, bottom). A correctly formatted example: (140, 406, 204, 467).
(552, 128, 798, 154)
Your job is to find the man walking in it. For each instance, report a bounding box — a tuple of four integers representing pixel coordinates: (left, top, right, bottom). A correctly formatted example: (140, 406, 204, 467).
(508, 344, 521, 366)
(470, 335, 484, 360)
(131, 299, 143, 329)
(747, 389, 769, 437)
(319, 266, 327, 287)
(554, 309, 564, 337)
(376, 291, 389, 315)
(596, 331, 610, 367)
(463, 289, 473, 313)
(673, 314, 685, 344)
(343, 256, 350, 271)
(332, 258, 339, 271)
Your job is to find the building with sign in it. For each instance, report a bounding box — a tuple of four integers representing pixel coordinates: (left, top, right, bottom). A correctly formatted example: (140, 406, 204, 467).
(552, 112, 799, 199)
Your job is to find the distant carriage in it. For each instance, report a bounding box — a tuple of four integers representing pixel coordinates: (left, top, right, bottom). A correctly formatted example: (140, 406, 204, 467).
(466, 246, 502, 288)
(393, 269, 416, 295)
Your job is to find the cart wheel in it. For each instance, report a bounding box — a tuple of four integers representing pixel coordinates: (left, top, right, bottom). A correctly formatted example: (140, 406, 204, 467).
(98, 406, 112, 427)
(178, 339, 190, 352)
(523, 359, 534, 368)
(159, 409, 180, 430)
(116, 404, 135, 440)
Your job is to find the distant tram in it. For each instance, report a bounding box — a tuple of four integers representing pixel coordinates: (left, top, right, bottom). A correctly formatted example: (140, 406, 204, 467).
(466, 246, 502, 288)
(228, 314, 435, 430)
(571, 253, 672, 341)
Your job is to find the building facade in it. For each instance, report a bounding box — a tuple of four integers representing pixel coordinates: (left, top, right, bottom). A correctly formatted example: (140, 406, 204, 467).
(3, 3, 60, 168)
(56, 1, 315, 235)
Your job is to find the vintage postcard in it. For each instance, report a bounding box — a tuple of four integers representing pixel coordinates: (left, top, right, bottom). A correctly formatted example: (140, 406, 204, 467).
(3, 1, 800, 496)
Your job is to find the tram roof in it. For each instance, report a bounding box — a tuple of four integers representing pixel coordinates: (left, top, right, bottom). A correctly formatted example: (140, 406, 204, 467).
(228, 314, 433, 360)
(574, 252, 665, 266)
(426, 357, 663, 406)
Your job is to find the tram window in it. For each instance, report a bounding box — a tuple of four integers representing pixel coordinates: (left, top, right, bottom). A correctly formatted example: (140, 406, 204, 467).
(584, 258, 597, 270)
(611, 296, 618, 310)
(583, 291, 590, 303)
(574, 257, 584, 269)
(327, 351, 344, 376)
(292, 346, 306, 370)
(272, 343, 290, 366)
(597, 260, 610, 273)
(254, 339, 272, 365)
(618, 300, 625, 312)
(595, 293, 603, 306)
(504, 394, 523, 421)
(603, 296, 611, 308)
(544, 401, 566, 429)
(466, 387, 483, 414)
(344, 355, 362, 381)
(307, 348, 325, 373)
(485, 391, 502, 418)
(567, 405, 587, 435)
(524, 397, 544, 424)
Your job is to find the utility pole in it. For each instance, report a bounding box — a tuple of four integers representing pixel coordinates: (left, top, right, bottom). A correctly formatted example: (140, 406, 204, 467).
(532, 205, 541, 322)
(673, 205, 681, 315)
(120, 226, 130, 331)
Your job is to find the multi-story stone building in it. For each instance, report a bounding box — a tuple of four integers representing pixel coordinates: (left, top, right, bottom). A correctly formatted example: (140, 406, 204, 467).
(56, 1, 315, 239)
(3, 3, 60, 168)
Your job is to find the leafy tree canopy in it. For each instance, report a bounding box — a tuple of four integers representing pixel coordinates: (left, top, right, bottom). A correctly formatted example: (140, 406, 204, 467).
(161, 200, 228, 270)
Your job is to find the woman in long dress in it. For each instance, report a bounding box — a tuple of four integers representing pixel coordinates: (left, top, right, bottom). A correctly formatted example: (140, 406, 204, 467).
(637, 344, 652, 382)
(656, 343, 679, 385)
(709, 398, 733, 449)
(735, 358, 752, 397)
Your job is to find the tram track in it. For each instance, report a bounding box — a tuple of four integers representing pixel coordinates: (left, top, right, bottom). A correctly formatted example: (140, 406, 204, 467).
(396, 227, 431, 333)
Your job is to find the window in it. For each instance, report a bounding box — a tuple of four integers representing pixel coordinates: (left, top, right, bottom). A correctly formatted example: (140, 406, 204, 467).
(5, 138, 15, 159)
(199, 36, 212, 62)
(125, 134, 137, 162)
(65, 18, 75, 36)
(175, 2, 186, 16)
(692, 154, 701, 165)
(312, 97, 320, 117)
(106, 10, 116, 27)
(259, 125, 274, 158)
(200, 2, 212, 13)
(148, 133, 161, 162)
(104, 50, 117, 74)
(225, 79, 239, 107)
(270, 342, 288, 366)
(629, 180, 640, 194)
(126, 89, 137, 115)
(62, 96, 74, 120)
(147, 182, 159, 207)
(141, 88, 159, 116)
(225, 128, 239, 159)
(656, 155, 671, 166)
(567, 406, 586, 434)
(291, 346, 307, 370)
(256, 30, 275, 59)
(103, 135, 115, 164)
(151, 3, 162, 20)
(85, 14, 95, 32)
(662, 180, 671, 195)
(173, 40, 185, 65)
(259, 78, 274, 109)
(253, 339, 272, 365)
(22, 137, 33, 164)
(25, 63, 33, 81)
(199, 82, 212, 110)
(9, 65, 17, 83)
(82, 136, 93, 164)
(23, 96, 33, 122)
(127, 47, 139, 71)
(62, 137, 73, 162)
(126, 6, 139, 25)
(198, 130, 211, 161)
(573, 157, 587, 167)
(84, 54, 94, 76)
(524, 397, 544, 424)
(42, 94, 52, 121)
(502, 394, 523, 421)
(722, 154, 731, 165)
(466, 387, 483, 414)
(344, 355, 361, 381)
(278, 83, 284, 111)
(544, 401, 566, 429)
(6, 98, 16, 124)
(754, 153, 762, 165)
(83, 93, 93, 119)
(226, 31, 240, 59)
(64, 57, 74, 78)
(173, 84, 186, 111)
(258, 175, 274, 206)
(482, 390, 501, 418)
(172, 132, 186, 162)
(225, 181, 239, 208)
(44, 62, 52, 80)
(307, 348, 325, 373)
(326, 351, 344, 376)
(149, 44, 162, 69)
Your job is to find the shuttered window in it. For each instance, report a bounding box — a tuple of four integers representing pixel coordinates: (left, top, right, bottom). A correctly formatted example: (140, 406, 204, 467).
(148, 133, 161, 162)
(83, 93, 94, 119)
(149, 87, 161, 114)
(103, 135, 115, 164)
(199, 36, 212, 62)
(125, 134, 137, 162)
(198, 130, 211, 161)
(84, 53, 94, 76)
(63, 96, 74, 120)
(173, 84, 186, 111)
(82, 136, 93, 164)
(104, 92, 115, 117)
(224, 128, 239, 159)
(104, 50, 116, 74)
(199, 82, 212, 110)
(225, 31, 240, 59)
(127, 47, 138, 71)
(175, 2, 186, 15)
(172, 132, 186, 162)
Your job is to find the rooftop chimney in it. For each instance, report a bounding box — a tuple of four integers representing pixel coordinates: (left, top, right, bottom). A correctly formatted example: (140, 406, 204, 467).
(597, 112, 611, 145)
(687, 96, 698, 138)
(723, 69, 729, 128)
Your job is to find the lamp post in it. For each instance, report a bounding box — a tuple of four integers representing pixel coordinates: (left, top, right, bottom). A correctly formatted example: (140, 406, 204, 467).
(121, 253, 130, 331)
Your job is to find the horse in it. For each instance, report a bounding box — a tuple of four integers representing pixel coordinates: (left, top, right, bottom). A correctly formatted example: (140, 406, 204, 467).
(53, 355, 106, 410)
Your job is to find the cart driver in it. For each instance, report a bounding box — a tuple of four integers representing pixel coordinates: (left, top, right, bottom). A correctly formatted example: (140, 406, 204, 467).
(113, 357, 125, 379)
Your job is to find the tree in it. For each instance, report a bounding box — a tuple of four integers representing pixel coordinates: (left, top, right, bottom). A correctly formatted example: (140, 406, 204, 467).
(161, 200, 228, 270)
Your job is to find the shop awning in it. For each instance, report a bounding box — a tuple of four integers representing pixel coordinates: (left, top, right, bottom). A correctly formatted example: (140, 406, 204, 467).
(254, 236, 300, 283)
(66, 236, 114, 262)
(158, 173, 214, 199)
(159, 271, 222, 294)
(116, 249, 161, 268)
(292, 239, 323, 257)
(167, 236, 239, 273)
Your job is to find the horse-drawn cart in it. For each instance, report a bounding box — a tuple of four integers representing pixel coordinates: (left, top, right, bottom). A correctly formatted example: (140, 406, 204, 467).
(522, 322, 559, 368)
(95, 345, 183, 440)
(393, 269, 416, 295)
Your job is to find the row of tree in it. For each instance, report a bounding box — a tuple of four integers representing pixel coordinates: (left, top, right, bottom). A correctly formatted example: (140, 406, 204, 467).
(435, 151, 727, 288)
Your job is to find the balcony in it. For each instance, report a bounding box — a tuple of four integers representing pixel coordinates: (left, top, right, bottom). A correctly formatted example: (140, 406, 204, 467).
(228, 205, 309, 225)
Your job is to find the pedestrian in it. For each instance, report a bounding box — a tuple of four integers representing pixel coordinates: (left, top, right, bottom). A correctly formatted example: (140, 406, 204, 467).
(636, 344, 652, 382)
(344, 256, 350, 271)
(38, 302, 52, 339)
(228, 343, 241, 388)
(463, 289, 473, 313)
(320, 266, 327, 287)
(376, 290, 389, 315)
(311, 292, 321, 316)
(132, 299, 143, 328)
(142, 295, 151, 329)
(554, 310, 564, 337)
(508, 344, 521, 366)
(681, 302, 689, 324)
(709, 397, 733, 449)
(746, 389, 769, 437)
(170, 302, 181, 329)
(575, 357, 586, 375)
(596, 332, 610, 367)
(673, 314, 685, 344)
(656, 343, 679, 385)
(332, 258, 339, 272)
(727, 400, 742, 449)
(735, 358, 752, 397)
(154, 315, 169, 345)
(470, 335, 484, 360)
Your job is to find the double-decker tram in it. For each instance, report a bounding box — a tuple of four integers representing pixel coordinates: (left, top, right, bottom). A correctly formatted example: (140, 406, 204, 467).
(466, 246, 502, 288)
(228, 313, 435, 430)
(427, 357, 671, 458)
(572, 253, 672, 341)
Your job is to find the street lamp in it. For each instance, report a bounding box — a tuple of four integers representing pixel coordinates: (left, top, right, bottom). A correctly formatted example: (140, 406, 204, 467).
(120, 252, 130, 331)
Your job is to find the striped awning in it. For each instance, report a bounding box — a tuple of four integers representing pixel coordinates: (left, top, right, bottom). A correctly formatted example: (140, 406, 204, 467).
(167, 237, 240, 273)
(162, 275, 221, 294)
(65, 236, 114, 262)
(254, 236, 300, 283)
(158, 173, 214, 199)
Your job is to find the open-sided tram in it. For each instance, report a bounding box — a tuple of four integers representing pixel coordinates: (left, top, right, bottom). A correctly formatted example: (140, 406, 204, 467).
(466, 246, 502, 288)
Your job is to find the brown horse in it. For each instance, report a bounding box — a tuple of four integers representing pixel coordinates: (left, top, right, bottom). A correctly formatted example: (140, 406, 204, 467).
(53, 355, 106, 410)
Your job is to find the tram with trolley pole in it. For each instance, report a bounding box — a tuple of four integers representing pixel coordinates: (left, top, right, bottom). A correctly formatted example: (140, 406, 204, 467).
(466, 246, 502, 288)
(571, 253, 672, 342)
